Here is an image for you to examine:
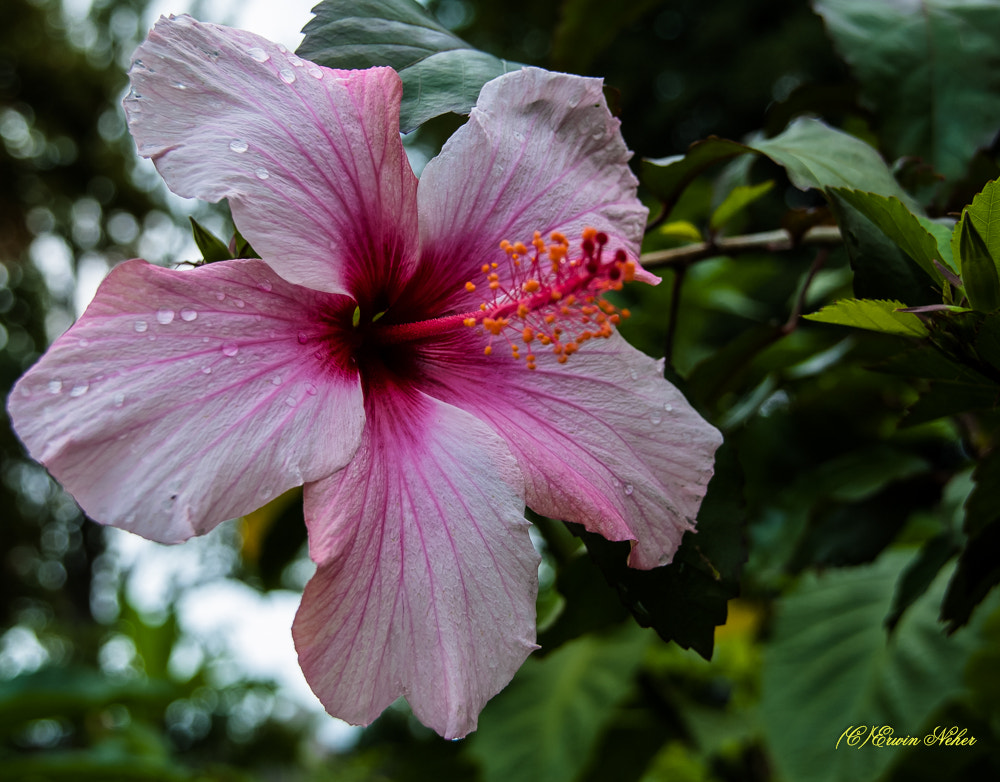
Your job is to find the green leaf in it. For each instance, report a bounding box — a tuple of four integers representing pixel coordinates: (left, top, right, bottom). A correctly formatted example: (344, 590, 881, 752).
(827, 189, 938, 306)
(709, 180, 775, 233)
(828, 189, 942, 283)
(642, 119, 911, 223)
(804, 299, 929, 337)
(470, 626, 648, 782)
(964, 445, 1000, 538)
(752, 118, 913, 204)
(299, 0, 521, 132)
(188, 217, 231, 264)
(570, 441, 746, 660)
(760, 551, 982, 782)
(958, 213, 1000, 312)
(814, 0, 1000, 181)
(966, 179, 1000, 264)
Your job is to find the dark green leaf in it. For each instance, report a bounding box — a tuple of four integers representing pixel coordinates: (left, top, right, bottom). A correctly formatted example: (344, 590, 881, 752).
(886, 535, 961, 632)
(804, 298, 929, 337)
(828, 189, 942, 282)
(299, 0, 521, 131)
(964, 445, 1000, 539)
(942, 518, 1000, 632)
(188, 217, 231, 264)
(570, 441, 745, 660)
(959, 215, 1000, 312)
(760, 551, 980, 782)
(470, 626, 648, 782)
(827, 188, 939, 306)
(814, 0, 1000, 180)
(964, 178, 1000, 268)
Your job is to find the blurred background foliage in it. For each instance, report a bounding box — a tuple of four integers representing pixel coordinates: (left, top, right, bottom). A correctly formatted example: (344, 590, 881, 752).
(2, 0, 1000, 780)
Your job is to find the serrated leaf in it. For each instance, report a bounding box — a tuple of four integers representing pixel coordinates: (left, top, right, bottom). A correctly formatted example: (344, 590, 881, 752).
(827, 189, 938, 306)
(828, 189, 942, 283)
(188, 217, 231, 264)
(804, 299, 929, 337)
(964, 178, 1000, 276)
(814, 0, 1000, 181)
(959, 213, 1000, 312)
(760, 551, 981, 782)
(886, 534, 961, 631)
(299, 0, 521, 132)
(470, 626, 648, 782)
(710, 180, 775, 233)
(917, 215, 957, 272)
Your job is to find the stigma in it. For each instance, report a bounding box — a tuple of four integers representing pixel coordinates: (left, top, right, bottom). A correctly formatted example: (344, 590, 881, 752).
(465, 227, 634, 370)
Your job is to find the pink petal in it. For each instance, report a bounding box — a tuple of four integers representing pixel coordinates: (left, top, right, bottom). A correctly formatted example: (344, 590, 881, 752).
(7, 259, 364, 544)
(415, 67, 652, 310)
(124, 16, 419, 302)
(427, 335, 723, 569)
(294, 393, 538, 739)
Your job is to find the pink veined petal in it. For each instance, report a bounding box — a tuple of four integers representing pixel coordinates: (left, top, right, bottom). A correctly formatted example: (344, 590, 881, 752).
(413, 67, 652, 313)
(425, 333, 723, 569)
(7, 259, 364, 544)
(294, 391, 538, 739)
(124, 15, 419, 303)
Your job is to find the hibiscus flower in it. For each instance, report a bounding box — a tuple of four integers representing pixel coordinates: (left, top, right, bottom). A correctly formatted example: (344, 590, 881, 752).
(7, 15, 722, 738)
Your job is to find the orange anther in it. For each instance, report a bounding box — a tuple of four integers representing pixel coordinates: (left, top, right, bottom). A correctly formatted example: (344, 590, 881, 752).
(465, 281, 476, 292)
(522, 279, 540, 293)
(522, 327, 534, 343)
(484, 345, 493, 356)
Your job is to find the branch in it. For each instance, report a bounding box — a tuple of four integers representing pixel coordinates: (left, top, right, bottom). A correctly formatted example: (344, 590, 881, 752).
(640, 225, 842, 270)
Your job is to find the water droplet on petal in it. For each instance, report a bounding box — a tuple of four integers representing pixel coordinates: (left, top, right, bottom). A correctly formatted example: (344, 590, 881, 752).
(271, 376, 282, 386)
(69, 382, 89, 397)
(624, 483, 634, 496)
(650, 414, 662, 425)
(222, 342, 239, 357)
(254, 167, 269, 180)
(297, 332, 309, 345)
(232, 298, 245, 308)
(307, 64, 324, 79)
(305, 383, 317, 396)
(214, 291, 226, 301)
(156, 309, 174, 325)
(134, 320, 148, 333)
(279, 68, 295, 84)
(287, 54, 304, 67)
(229, 139, 248, 153)
(180, 308, 197, 322)
(113, 392, 125, 407)
(78, 337, 90, 347)
(47, 380, 63, 394)
(258, 279, 272, 292)
(247, 47, 269, 62)
(201, 366, 212, 374)
(513, 130, 525, 142)
(629, 369, 638, 380)
(284, 395, 296, 407)
(664, 403, 673, 412)
(172, 81, 187, 90)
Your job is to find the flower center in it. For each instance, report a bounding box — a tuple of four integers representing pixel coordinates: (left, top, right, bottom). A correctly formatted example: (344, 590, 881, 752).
(372, 227, 635, 369)
(464, 227, 634, 370)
